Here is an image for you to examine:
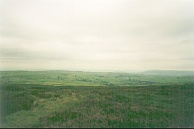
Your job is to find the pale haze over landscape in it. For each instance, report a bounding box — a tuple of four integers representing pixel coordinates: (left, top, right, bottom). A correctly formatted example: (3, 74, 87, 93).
(0, 0, 194, 71)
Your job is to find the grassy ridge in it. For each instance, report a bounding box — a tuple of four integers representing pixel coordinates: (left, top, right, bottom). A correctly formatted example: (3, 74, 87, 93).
(0, 71, 194, 127)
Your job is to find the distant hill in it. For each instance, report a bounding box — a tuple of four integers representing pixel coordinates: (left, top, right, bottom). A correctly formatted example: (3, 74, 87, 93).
(141, 70, 194, 76)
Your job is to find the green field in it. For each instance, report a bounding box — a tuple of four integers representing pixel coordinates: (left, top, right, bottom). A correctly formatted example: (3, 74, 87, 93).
(0, 70, 194, 127)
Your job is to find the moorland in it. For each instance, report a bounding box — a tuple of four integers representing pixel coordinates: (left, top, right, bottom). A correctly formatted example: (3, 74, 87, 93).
(0, 70, 194, 127)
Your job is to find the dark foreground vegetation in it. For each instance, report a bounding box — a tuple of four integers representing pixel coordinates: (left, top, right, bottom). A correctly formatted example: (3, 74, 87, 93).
(0, 71, 194, 127)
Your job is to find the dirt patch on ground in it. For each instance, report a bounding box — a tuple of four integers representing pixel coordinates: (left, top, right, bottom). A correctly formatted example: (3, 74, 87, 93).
(130, 105, 141, 112)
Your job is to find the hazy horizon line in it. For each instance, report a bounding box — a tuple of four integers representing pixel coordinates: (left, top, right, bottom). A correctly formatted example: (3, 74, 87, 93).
(1, 69, 194, 73)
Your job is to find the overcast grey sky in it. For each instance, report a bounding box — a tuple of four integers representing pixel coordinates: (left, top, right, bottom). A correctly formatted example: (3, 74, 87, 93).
(0, 0, 194, 71)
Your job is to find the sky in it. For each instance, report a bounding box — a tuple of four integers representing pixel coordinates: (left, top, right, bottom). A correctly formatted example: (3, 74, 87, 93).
(0, 0, 194, 71)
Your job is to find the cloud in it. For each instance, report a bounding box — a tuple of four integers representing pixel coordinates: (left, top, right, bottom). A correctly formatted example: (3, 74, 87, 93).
(0, 0, 194, 71)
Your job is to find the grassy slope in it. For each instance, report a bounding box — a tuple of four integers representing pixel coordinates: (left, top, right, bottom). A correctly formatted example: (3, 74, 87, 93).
(0, 71, 194, 127)
(141, 70, 194, 76)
